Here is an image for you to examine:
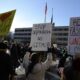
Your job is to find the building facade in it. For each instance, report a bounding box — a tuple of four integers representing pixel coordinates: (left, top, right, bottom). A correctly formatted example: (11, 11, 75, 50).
(14, 28, 32, 43)
(14, 24, 69, 47)
(52, 26, 68, 47)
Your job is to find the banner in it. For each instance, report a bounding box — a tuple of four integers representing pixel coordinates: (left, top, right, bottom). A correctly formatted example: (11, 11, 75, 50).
(0, 10, 16, 36)
(68, 17, 80, 55)
(30, 23, 52, 51)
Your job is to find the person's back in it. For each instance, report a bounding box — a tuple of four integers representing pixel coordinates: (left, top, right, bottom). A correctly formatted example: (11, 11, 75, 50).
(0, 42, 15, 80)
(64, 55, 80, 80)
(10, 43, 20, 69)
(26, 52, 53, 80)
(27, 63, 45, 80)
(0, 52, 13, 80)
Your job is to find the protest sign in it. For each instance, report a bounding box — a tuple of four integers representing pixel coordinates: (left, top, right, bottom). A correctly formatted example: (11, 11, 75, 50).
(30, 23, 52, 51)
(0, 10, 16, 36)
(68, 17, 80, 55)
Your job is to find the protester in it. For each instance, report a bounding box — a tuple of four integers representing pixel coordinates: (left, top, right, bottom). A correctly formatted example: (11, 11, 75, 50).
(23, 47, 33, 72)
(21, 43, 30, 61)
(58, 49, 72, 79)
(63, 53, 80, 80)
(23, 48, 53, 80)
(3, 40, 11, 55)
(0, 42, 15, 80)
(58, 49, 80, 80)
(10, 43, 20, 69)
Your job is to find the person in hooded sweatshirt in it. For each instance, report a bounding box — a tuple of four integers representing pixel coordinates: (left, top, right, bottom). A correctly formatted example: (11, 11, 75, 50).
(23, 48, 53, 80)
(0, 42, 15, 80)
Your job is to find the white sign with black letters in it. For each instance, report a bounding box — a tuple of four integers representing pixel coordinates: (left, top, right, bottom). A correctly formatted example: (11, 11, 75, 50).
(30, 23, 52, 51)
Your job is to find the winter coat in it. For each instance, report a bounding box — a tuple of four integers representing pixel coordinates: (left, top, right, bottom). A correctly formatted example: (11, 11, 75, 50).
(0, 51, 15, 80)
(64, 58, 80, 80)
(23, 52, 53, 80)
(23, 52, 31, 71)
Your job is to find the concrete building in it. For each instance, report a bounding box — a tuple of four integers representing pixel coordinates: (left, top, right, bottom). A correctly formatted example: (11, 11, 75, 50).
(14, 24, 69, 47)
(14, 28, 32, 43)
(52, 26, 68, 47)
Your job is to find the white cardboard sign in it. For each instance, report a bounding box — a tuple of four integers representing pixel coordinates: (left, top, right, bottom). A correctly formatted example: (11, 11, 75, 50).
(30, 23, 52, 51)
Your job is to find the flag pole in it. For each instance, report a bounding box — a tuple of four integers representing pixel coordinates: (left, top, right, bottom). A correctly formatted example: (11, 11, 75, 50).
(51, 8, 53, 24)
(44, 13, 46, 23)
(44, 2, 47, 23)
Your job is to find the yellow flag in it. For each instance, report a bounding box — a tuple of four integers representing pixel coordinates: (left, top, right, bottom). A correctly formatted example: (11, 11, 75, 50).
(0, 10, 16, 36)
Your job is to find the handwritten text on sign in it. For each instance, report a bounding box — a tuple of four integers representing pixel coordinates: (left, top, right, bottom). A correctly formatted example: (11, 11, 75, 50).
(30, 23, 52, 51)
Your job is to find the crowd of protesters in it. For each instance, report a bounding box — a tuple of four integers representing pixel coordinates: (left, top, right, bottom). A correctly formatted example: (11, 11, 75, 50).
(0, 40, 80, 80)
(0, 40, 30, 80)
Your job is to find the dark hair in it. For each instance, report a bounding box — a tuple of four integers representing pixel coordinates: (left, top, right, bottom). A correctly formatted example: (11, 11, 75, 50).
(26, 53, 40, 77)
(0, 42, 8, 49)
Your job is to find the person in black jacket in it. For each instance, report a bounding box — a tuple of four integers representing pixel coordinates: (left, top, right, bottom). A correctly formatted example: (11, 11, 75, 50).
(0, 42, 15, 80)
(10, 43, 20, 69)
(63, 53, 80, 80)
(58, 49, 73, 79)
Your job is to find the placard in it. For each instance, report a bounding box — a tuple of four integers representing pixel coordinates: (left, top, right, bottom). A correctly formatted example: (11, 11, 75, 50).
(30, 23, 52, 51)
(0, 10, 16, 36)
(68, 17, 80, 55)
